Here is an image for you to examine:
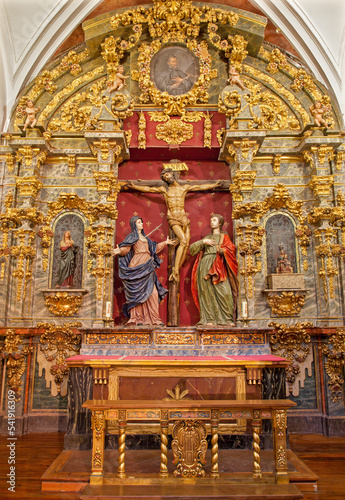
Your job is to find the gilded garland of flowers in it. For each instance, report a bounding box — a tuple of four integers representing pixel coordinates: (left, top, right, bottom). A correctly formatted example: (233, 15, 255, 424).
(322, 328, 345, 403)
(47, 80, 106, 132)
(268, 322, 313, 395)
(132, 39, 217, 116)
(37, 322, 81, 392)
(37, 67, 104, 127)
(14, 48, 90, 129)
(244, 65, 310, 127)
(258, 47, 335, 128)
(0, 330, 33, 401)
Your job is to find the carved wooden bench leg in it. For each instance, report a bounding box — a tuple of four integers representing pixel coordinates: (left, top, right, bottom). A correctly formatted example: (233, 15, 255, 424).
(210, 409, 219, 479)
(90, 410, 105, 485)
(117, 410, 126, 478)
(159, 410, 169, 478)
(252, 411, 262, 479)
(273, 409, 289, 484)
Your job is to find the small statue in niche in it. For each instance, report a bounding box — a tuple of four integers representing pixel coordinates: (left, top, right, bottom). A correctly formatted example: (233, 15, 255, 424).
(309, 101, 331, 128)
(23, 100, 41, 130)
(227, 65, 246, 91)
(56, 231, 79, 288)
(189, 214, 238, 326)
(107, 65, 129, 92)
(113, 216, 175, 326)
(276, 244, 293, 274)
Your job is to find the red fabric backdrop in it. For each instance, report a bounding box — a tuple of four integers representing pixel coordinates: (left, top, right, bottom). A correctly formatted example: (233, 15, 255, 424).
(114, 159, 233, 326)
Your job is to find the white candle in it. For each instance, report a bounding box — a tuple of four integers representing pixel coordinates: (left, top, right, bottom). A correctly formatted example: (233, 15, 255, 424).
(242, 301, 248, 318)
(105, 301, 111, 319)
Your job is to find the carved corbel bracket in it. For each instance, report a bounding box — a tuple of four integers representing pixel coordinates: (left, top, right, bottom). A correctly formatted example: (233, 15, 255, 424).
(322, 327, 345, 403)
(309, 175, 334, 199)
(0, 330, 33, 401)
(37, 321, 81, 392)
(42, 289, 88, 316)
(230, 170, 257, 201)
(264, 290, 307, 317)
(268, 321, 313, 394)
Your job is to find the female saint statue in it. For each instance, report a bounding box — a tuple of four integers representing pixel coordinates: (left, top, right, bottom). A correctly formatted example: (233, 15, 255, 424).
(56, 231, 79, 288)
(113, 216, 175, 325)
(189, 214, 238, 326)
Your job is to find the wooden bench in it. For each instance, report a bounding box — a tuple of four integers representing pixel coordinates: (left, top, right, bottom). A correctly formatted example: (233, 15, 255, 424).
(83, 399, 296, 485)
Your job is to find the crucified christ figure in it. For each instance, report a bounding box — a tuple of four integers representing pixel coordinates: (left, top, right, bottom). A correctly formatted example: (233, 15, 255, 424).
(127, 168, 223, 282)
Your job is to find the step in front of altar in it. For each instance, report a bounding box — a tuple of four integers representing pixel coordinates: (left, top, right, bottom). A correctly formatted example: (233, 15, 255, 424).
(79, 326, 273, 356)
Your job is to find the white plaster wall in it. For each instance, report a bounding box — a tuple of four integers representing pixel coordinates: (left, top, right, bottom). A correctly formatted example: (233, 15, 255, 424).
(0, 0, 344, 132)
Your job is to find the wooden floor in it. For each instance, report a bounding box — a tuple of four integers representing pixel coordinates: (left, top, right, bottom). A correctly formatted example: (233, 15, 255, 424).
(0, 433, 345, 499)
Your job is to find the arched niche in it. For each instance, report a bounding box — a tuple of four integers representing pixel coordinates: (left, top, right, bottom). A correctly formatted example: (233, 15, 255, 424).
(50, 213, 85, 289)
(265, 212, 298, 275)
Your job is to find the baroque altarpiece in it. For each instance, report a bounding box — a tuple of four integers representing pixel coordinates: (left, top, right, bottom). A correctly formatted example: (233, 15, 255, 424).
(0, 0, 344, 452)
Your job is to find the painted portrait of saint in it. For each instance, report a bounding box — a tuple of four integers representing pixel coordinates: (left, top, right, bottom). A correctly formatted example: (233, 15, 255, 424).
(151, 46, 199, 96)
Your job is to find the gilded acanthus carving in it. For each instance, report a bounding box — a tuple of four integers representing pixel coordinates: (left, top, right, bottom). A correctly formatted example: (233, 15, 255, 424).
(15, 146, 47, 170)
(164, 383, 190, 401)
(85, 225, 114, 301)
(322, 328, 345, 403)
(172, 420, 207, 477)
(268, 322, 313, 394)
(138, 111, 146, 149)
(15, 176, 43, 199)
(308, 197, 344, 301)
(0, 330, 33, 401)
(43, 291, 84, 317)
(266, 291, 307, 317)
(309, 175, 334, 199)
(237, 224, 265, 299)
(37, 322, 81, 392)
(259, 47, 336, 128)
(233, 184, 304, 224)
(230, 171, 257, 202)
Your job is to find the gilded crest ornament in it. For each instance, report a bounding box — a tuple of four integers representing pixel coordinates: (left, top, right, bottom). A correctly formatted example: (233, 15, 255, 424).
(172, 420, 207, 477)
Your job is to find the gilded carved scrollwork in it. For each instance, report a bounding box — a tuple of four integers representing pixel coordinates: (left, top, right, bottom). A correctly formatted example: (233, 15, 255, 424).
(172, 420, 207, 477)
(232, 184, 304, 224)
(237, 224, 265, 299)
(307, 193, 345, 301)
(37, 322, 81, 392)
(322, 328, 345, 403)
(0, 330, 33, 401)
(43, 291, 85, 317)
(268, 322, 313, 394)
(85, 225, 114, 301)
(266, 291, 307, 317)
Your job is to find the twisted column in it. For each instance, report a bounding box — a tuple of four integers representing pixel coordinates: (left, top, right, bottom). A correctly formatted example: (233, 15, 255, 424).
(210, 410, 219, 479)
(160, 411, 169, 477)
(252, 418, 262, 479)
(117, 412, 126, 478)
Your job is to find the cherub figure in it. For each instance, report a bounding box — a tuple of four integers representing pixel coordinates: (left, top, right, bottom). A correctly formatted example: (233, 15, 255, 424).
(107, 66, 129, 92)
(23, 100, 41, 130)
(309, 101, 330, 128)
(227, 65, 246, 91)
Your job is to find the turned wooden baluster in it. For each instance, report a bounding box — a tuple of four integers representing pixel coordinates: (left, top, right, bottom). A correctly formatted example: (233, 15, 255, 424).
(160, 410, 169, 477)
(210, 409, 219, 479)
(252, 410, 262, 479)
(117, 410, 126, 478)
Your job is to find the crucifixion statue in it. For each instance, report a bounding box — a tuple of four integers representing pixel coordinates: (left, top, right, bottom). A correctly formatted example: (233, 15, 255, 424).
(127, 162, 226, 325)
